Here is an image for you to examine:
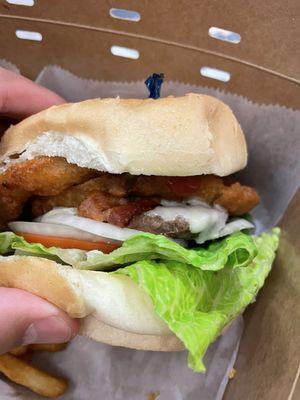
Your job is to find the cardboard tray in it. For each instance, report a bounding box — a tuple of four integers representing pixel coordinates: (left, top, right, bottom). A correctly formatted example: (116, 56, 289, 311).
(0, 1, 299, 398)
(0, 0, 299, 108)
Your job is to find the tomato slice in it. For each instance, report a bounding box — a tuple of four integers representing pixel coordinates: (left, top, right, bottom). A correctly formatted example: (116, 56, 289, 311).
(16, 232, 120, 253)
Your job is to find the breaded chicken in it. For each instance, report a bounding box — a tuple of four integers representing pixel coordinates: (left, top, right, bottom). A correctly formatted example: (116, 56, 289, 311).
(32, 173, 259, 219)
(31, 174, 134, 217)
(215, 182, 260, 215)
(0, 157, 95, 225)
(0, 156, 259, 228)
(132, 175, 260, 215)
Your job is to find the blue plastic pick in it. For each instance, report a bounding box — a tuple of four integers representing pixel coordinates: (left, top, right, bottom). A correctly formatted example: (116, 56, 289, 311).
(145, 73, 165, 99)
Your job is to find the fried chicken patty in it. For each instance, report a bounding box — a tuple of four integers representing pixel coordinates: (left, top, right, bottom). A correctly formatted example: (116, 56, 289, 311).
(132, 175, 259, 215)
(0, 157, 95, 225)
(31, 175, 134, 218)
(0, 156, 260, 229)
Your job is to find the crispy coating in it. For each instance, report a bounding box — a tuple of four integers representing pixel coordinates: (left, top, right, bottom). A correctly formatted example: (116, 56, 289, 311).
(132, 175, 223, 201)
(2, 157, 94, 195)
(84, 173, 134, 197)
(132, 175, 259, 215)
(0, 156, 260, 228)
(0, 157, 95, 225)
(31, 172, 260, 225)
(31, 175, 134, 217)
(214, 182, 260, 215)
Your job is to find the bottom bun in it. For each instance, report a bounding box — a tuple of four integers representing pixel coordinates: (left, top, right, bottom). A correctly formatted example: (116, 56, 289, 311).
(81, 316, 184, 351)
(0, 255, 184, 351)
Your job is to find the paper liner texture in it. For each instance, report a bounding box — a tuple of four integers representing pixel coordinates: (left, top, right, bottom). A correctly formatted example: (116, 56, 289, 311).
(0, 59, 20, 74)
(0, 318, 243, 400)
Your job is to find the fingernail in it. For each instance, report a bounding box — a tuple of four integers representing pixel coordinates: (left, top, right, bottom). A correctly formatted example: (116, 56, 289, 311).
(22, 316, 73, 345)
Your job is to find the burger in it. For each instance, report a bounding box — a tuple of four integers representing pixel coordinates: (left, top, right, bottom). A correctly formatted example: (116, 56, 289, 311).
(0, 93, 279, 372)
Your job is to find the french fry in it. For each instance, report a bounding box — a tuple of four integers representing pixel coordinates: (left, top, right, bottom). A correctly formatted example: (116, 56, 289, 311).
(29, 343, 67, 353)
(9, 345, 28, 356)
(148, 392, 160, 400)
(0, 353, 68, 398)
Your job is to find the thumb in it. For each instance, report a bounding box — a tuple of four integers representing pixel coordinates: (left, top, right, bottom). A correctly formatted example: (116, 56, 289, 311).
(0, 288, 79, 354)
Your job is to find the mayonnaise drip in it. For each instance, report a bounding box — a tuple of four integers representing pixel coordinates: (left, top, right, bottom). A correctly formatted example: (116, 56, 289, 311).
(146, 198, 228, 243)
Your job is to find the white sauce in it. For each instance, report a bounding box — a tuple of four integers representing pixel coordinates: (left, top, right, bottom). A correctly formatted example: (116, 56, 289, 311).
(34, 201, 254, 246)
(146, 198, 228, 243)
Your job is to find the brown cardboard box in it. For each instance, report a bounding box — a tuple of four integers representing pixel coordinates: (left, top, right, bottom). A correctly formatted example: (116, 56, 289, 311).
(0, 1, 299, 399)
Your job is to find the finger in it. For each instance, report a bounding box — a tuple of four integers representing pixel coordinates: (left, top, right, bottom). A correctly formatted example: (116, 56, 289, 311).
(0, 288, 79, 355)
(0, 67, 65, 118)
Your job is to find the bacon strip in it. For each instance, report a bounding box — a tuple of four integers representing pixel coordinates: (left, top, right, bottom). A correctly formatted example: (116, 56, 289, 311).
(78, 194, 158, 227)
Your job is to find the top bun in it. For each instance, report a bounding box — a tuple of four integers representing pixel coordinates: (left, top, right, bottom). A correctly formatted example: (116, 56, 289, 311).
(0, 93, 247, 176)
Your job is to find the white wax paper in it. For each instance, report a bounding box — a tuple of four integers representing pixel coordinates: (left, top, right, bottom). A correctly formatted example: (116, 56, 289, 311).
(0, 63, 299, 400)
(0, 317, 243, 400)
(0, 59, 20, 74)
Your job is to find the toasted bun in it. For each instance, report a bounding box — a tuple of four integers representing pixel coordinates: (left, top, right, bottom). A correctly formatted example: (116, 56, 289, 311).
(0, 255, 184, 351)
(0, 93, 247, 176)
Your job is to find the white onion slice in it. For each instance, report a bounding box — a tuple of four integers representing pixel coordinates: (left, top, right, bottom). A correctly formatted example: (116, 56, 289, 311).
(38, 209, 143, 242)
(8, 221, 121, 243)
(27, 207, 254, 246)
(218, 218, 254, 238)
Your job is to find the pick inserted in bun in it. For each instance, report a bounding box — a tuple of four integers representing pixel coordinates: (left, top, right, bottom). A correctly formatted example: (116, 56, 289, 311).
(0, 93, 247, 176)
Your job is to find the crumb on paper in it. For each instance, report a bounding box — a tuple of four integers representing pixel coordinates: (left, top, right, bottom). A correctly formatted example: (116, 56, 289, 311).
(147, 391, 160, 400)
(228, 368, 237, 379)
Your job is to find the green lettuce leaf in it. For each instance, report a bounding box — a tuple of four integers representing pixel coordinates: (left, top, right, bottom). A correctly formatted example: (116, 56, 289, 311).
(79, 232, 257, 271)
(0, 229, 279, 372)
(0, 231, 257, 272)
(115, 229, 280, 372)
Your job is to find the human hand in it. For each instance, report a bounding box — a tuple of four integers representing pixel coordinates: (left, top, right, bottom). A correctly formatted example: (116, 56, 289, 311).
(0, 67, 64, 118)
(0, 68, 79, 354)
(0, 288, 78, 354)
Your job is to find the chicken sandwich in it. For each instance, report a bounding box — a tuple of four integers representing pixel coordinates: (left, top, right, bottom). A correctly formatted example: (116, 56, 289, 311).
(0, 94, 279, 372)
